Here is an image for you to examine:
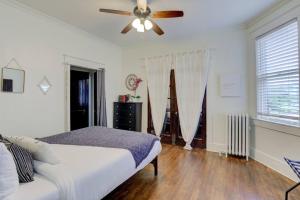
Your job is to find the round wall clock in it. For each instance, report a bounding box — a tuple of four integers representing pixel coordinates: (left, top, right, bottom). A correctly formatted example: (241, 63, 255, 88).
(125, 74, 138, 91)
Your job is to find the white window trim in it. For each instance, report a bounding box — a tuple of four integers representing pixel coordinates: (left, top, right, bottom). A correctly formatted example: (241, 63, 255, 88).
(254, 118, 300, 137)
(255, 19, 300, 127)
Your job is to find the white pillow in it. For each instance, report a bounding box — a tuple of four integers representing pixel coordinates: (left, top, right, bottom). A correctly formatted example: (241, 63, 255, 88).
(6, 136, 60, 165)
(0, 143, 19, 200)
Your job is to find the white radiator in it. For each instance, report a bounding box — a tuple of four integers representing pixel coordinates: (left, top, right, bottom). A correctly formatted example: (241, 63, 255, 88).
(226, 113, 250, 160)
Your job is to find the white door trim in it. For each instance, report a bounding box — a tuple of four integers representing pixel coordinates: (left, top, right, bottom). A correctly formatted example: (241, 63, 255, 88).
(63, 55, 105, 131)
(64, 64, 71, 132)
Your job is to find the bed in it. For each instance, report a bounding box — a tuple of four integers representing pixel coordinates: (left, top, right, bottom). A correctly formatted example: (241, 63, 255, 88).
(13, 127, 162, 200)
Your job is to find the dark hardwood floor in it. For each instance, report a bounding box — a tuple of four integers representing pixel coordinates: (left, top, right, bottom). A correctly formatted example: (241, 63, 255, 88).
(104, 144, 300, 200)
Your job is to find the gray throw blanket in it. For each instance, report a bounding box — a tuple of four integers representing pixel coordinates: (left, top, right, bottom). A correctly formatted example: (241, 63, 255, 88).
(38, 127, 159, 167)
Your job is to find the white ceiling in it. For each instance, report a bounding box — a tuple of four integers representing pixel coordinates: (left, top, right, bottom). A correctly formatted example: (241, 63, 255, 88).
(15, 0, 281, 46)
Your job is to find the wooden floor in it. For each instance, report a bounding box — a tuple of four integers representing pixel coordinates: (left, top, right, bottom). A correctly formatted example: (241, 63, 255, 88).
(104, 144, 300, 200)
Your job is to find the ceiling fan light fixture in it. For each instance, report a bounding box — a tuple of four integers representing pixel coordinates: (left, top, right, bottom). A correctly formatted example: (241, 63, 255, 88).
(132, 18, 141, 29)
(99, 1, 183, 36)
(144, 19, 153, 30)
(137, 24, 145, 32)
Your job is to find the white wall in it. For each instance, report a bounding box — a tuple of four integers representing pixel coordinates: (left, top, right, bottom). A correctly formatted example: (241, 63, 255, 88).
(247, 0, 300, 182)
(3, 0, 296, 184)
(121, 27, 248, 152)
(0, 1, 122, 137)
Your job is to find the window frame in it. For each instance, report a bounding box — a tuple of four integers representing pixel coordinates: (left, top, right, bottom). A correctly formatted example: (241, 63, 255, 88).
(255, 19, 300, 127)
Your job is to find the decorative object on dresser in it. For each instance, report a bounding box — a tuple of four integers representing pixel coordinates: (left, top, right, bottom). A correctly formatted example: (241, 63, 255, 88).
(119, 95, 129, 103)
(113, 102, 142, 132)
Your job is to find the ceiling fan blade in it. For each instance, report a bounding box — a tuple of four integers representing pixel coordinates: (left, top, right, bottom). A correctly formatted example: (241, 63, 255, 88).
(152, 11, 184, 18)
(121, 22, 133, 34)
(150, 20, 164, 36)
(99, 9, 132, 16)
(137, 0, 147, 11)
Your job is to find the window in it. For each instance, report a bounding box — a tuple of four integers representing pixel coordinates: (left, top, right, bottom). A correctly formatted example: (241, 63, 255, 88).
(256, 20, 300, 126)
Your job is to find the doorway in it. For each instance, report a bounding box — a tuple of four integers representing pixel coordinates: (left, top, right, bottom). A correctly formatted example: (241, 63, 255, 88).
(147, 69, 207, 149)
(70, 66, 97, 131)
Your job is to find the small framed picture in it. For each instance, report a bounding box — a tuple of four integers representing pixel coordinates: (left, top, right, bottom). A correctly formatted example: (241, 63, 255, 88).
(220, 74, 241, 97)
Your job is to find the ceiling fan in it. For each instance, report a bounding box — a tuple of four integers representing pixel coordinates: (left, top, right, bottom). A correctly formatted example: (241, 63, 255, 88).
(99, 0, 184, 36)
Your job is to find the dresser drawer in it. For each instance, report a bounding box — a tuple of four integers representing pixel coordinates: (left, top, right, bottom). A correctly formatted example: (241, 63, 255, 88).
(114, 102, 136, 107)
(114, 113, 136, 121)
(113, 124, 136, 131)
(113, 102, 142, 132)
(114, 110, 135, 117)
(114, 119, 136, 126)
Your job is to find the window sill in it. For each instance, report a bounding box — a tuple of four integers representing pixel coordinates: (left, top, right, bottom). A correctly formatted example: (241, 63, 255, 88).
(253, 118, 300, 137)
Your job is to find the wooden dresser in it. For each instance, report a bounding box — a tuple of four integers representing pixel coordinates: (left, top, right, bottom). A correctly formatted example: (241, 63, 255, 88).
(113, 102, 142, 132)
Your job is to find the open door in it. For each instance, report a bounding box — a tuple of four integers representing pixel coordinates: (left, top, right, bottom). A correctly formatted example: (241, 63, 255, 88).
(70, 70, 90, 130)
(70, 66, 101, 131)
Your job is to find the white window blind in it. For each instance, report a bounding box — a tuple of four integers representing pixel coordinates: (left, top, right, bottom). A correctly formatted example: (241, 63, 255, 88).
(256, 20, 300, 124)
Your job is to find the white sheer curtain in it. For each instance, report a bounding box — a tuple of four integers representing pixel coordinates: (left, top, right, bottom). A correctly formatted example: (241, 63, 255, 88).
(174, 50, 211, 150)
(146, 55, 172, 137)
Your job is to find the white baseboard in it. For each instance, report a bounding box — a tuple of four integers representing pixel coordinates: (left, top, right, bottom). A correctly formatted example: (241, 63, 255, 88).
(207, 144, 298, 182)
(250, 148, 298, 182)
(206, 143, 226, 153)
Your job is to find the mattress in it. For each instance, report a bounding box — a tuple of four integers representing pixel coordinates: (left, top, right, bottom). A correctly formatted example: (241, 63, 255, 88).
(14, 140, 162, 200)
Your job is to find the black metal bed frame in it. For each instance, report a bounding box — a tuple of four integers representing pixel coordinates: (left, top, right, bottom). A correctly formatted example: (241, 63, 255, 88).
(285, 182, 300, 200)
(151, 156, 158, 176)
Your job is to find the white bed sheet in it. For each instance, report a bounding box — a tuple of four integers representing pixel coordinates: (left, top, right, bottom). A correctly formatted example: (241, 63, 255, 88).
(14, 174, 59, 200)
(14, 140, 162, 200)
